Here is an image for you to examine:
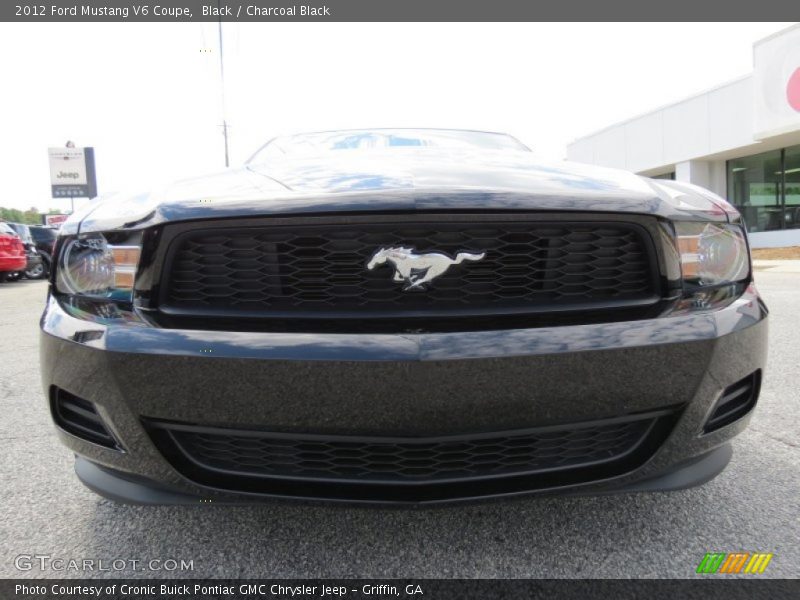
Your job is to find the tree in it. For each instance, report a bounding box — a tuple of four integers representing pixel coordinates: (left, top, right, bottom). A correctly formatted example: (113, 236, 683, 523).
(22, 207, 41, 224)
(0, 207, 25, 223)
(0, 207, 43, 225)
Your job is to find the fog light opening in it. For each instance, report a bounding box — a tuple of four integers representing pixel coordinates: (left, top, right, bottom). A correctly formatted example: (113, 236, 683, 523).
(703, 371, 761, 434)
(50, 387, 123, 450)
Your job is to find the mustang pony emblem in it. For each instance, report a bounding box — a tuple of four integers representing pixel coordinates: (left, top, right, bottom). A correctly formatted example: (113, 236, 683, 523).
(366, 246, 486, 290)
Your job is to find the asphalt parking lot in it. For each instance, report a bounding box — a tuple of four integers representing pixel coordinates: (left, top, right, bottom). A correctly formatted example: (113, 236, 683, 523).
(1, 273, 798, 579)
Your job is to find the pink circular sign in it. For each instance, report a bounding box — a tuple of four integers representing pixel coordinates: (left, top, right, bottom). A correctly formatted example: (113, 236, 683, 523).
(788, 67, 800, 112)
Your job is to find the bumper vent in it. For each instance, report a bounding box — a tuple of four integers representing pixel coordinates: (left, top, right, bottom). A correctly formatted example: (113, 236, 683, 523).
(50, 387, 120, 450)
(704, 371, 761, 434)
(146, 409, 679, 502)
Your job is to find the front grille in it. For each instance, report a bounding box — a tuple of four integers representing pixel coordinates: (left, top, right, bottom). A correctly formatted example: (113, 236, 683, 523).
(147, 409, 677, 501)
(158, 215, 659, 325)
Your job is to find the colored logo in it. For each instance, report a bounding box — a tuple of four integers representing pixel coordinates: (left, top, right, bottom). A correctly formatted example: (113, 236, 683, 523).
(696, 552, 774, 574)
(788, 67, 800, 112)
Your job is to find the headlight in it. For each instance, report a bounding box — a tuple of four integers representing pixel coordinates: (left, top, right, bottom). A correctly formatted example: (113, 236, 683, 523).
(55, 233, 141, 301)
(675, 222, 749, 286)
(674, 222, 750, 311)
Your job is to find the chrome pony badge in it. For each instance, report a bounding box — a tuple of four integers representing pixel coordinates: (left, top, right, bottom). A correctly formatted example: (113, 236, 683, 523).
(366, 246, 486, 290)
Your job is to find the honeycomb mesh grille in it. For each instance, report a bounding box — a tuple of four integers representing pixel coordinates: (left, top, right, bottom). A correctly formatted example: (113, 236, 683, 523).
(162, 418, 655, 483)
(162, 219, 656, 316)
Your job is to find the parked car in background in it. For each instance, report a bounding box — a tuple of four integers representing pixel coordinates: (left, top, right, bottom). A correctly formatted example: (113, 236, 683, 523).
(29, 225, 59, 278)
(0, 222, 26, 281)
(6, 223, 44, 279)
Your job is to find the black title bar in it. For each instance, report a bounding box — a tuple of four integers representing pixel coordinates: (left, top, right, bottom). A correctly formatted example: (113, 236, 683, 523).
(3, 0, 800, 22)
(3, 579, 800, 600)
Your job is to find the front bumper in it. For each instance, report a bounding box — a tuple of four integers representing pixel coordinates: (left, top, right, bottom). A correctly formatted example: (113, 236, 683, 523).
(40, 287, 768, 504)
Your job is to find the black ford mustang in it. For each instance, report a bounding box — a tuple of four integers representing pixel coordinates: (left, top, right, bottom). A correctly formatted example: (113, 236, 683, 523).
(40, 129, 768, 504)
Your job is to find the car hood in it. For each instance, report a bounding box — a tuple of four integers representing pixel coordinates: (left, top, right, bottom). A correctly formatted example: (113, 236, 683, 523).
(68, 148, 732, 234)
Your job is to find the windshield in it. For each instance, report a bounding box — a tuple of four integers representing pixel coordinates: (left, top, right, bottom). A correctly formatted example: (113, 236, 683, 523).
(8, 223, 32, 242)
(248, 129, 529, 161)
(32, 227, 58, 242)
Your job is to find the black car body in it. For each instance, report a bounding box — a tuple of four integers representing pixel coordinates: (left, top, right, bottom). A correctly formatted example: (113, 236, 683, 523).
(6, 222, 43, 279)
(29, 225, 59, 277)
(40, 129, 768, 505)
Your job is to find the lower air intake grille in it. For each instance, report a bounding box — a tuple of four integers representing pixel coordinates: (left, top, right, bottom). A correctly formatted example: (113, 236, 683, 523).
(146, 409, 678, 501)
(51, 387, 120, 450)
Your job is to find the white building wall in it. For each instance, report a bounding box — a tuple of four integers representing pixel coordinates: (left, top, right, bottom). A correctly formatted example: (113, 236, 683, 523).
(663, 95, 711, 164)
(708, 160, 728, 198)
(592, 127, 627, 169)
(565, 136, 593, 164)
(675, 161, 706, 188)
(566, 25, 800, 248)
(754, 25, 800, 138)
(624, 112, 663, 172)
(567, 76, 755, 179)
(708, 77, 755, 151)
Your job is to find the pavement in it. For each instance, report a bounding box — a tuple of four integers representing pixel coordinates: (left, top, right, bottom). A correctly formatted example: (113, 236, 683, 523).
(753, 259, 800, 273)
(0, 274, 798, 579)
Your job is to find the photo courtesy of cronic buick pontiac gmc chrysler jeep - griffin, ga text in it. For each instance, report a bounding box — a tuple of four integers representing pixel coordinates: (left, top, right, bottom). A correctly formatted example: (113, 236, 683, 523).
(40, 129, 767, 505)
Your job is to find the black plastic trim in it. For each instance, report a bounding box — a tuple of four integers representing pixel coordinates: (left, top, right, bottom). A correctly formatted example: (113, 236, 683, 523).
(144, 212, 668, 334)
(50, 387, 122, 451)
(703, 371, 761, 434)
(73, 427, 734, 507)
(144, 407, 682, 503)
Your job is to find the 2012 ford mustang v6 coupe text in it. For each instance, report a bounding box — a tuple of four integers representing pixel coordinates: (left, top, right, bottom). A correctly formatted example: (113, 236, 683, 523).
(41, 129, 767, 504)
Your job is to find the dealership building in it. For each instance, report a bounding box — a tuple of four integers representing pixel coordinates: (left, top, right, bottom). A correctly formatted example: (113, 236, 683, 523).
(567, 24, 800, 248)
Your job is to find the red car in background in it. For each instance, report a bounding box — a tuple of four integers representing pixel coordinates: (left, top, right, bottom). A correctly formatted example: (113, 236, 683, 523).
(0, 222, 26, 281)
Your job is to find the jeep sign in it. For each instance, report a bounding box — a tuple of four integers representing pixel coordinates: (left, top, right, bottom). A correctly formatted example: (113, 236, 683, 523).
(48, 146, 98, 198)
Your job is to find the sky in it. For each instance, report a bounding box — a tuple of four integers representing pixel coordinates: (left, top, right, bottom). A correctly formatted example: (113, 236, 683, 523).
(0, 21, 794, 213)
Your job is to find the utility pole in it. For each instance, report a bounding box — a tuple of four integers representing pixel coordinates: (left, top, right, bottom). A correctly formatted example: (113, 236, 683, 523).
(217, 0, 230, 168)
(67, 140, 75, 213)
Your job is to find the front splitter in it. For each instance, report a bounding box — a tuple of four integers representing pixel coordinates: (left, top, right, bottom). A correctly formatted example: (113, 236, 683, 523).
(74, 443, 732, 506)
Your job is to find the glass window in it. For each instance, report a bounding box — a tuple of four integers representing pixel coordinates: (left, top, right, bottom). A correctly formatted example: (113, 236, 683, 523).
(31, 226, 58, 243)
(785, 146, 800, 229)
(728, 149, 783, 232)
(248, 129, 530, 161)
(7, 223, 33, 243)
